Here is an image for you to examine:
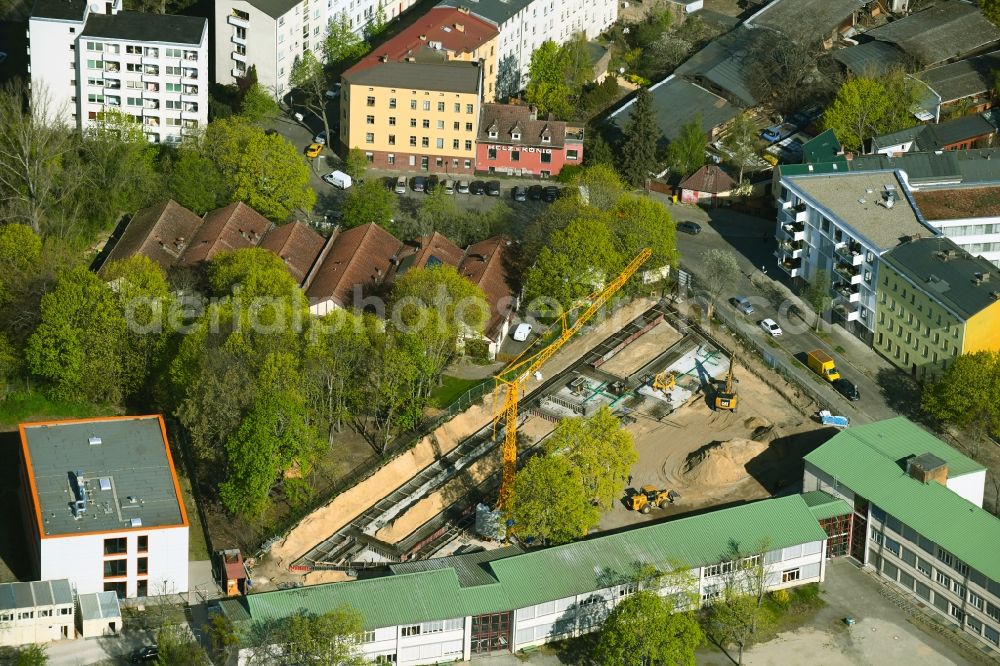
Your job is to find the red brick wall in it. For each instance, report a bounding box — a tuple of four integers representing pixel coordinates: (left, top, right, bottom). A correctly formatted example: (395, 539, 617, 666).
(353, 149, 476, 174)
(475, 141, 582, 177)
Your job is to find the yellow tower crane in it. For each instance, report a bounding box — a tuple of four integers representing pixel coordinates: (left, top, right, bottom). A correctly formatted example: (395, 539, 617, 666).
(493, 248, 652, 513)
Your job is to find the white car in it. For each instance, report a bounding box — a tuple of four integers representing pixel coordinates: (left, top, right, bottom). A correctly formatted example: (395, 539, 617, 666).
(759, 318, 782, 337)
(512, 323, 532, 342)
(313, 131, 327, 145)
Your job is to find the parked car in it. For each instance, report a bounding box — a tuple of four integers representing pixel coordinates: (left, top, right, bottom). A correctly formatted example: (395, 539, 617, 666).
(759, 318, 782, 337)
(395, 176, 407, 194)
(425, 175, 440, 192)
(443, 179, 455, 194)
(677, 221, 701, 235)
(730, 296, 753, 315)
(130, 646, 158, 663)
(832, 378, 860, 401)
(470, 180, 486, 195)
(412, 176, 426, 192)
(512, 323, 532, 341)
(512, 186, 527, 202)
(321, 170, 352, 189)
(457, 180, 470, 194)
(313, 131, 327, 145)
(528, 184, 543, 200)
(542, 185, 559, 202)
(325, 84, 341, 99)
(486, 180, 501, 196)
(305, 143, 323, 158)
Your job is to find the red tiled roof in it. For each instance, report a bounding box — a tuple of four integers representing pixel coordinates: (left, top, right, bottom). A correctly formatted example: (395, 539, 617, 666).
(478, 103, 568, 148)
(259, 221, 327, 285)
(179, 202, 272, 266)
(102, 199, 203, 272)
(679, 165, 736, 194)
(458, 236, 515, 340)
(306, 223, 403, 308)
(347, 7, 497, 76)
(389, 231, 465, 284)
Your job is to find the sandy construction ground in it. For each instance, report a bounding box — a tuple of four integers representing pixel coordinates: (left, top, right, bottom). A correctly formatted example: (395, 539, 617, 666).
(600, 320, 682, 378)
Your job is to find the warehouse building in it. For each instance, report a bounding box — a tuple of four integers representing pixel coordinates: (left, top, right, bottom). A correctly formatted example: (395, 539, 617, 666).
(0, 580, 75, 647)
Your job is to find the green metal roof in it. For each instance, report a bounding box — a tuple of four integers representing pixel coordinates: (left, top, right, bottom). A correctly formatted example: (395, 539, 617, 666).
(801, 491, 853, 521)
(801, 130, 845, 166)
(389, 545, 524, 587)
(241, 496, 827, 630)
(804, 418, 999, 581)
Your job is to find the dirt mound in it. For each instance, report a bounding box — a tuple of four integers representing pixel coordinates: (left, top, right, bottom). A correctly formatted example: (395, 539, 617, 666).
(744, 416, 770, 431)
(682, 438, 769, 486)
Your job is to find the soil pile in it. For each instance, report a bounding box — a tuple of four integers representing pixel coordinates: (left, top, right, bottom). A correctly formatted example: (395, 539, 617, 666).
(682, 438, 769, 486)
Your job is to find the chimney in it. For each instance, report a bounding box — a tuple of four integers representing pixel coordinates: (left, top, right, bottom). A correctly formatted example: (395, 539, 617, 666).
(528, 105, 537, 121)
(419, 34, 427, 40)
(906, 454, 948, 486)
(454, 22, 465, 32)
(975, 271, 991, 285)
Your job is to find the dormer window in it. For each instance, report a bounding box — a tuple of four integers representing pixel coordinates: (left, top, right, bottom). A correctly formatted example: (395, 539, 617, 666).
(511, 132, 521, 140)
(489, 129, 498, 139)
(541, 134, 551, 143)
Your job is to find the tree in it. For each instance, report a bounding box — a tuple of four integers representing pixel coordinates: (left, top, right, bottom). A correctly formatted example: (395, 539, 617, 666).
(595, 591, 703, 666)
(822, 71, 921, 152)
(341, 179, 397, 229)
(356, 320, 425, 452)
(580, 77, 623, 117)
(344, 147, 369, 182)
(496, 55, 521, 100)
(508, 454, 599, 544)
(290, 50, 334, 152)
(574, 164, 626, 210)
(722, 112, 761, 185)
(209, 247, 309, 303)
(544, 407, 637, 509)
(245, 606, 365, 666)
(324, 12, 368, 68)
(558, 32, 595, 93)
(156, 624, 211, 665)
(585, 131, 617, 167)
(0, 223, 41, 306)
(205, 614, 240, 665)
(984, 0, 1000, 27)
(525, 41, 574, 119)
(165, 147, 229, 214)
(620, 88, 661, 187)
(922, 352, 1000, 440)
(707, 541, 775, 665)
(611, 194, 678, 278)
(803, 269, 832, 331)
(239, 82, 280, 124)
(14, 644, 48, 666)
(25, 266, 134, 403)
(364, 0, 387, 40)
(304, 309, 370, 440)
(744, 30, 816, 110)
(699, 249, 739, 320)
(0, 80, 82, 235)
(667, 116, 705, 178)
(645, 32, 693, 78)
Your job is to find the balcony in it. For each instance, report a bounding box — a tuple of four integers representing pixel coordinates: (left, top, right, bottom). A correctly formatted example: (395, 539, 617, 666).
(183, 102, 199, 113)
(104, 61, 121, 73)
(231, 50, 247, 63)
(182, 68, 199, 81)
(182, 119, 198, 129)
(832, 281, 861, 303)
(779, 198, 793, 210)
(231, 34, 246, 46)
(228, 12, 249, 28)
(833, 262, 863, 285)
(835, 241, 864, 267)
(793, 202, 808, 223)
(182, 51, 199, 62)
(143, 100, 159, 110)
(777, 256, 802, 278)
(144, 117, 160, 128)
(834, 302, 860, 322)
(777, 239, 803, 259)
(145, 82, 159, 93)
(143, 65, 159, 76)
(779, 221, 805, 242)
(104, 80, 121, 90)
(231, 67, 245, 78)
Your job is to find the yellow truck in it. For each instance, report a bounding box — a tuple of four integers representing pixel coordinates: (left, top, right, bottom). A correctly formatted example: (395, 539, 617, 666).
(806, 349, 840, 382)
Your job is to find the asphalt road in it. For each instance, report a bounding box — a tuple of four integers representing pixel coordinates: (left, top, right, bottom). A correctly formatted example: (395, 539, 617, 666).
(664, 200, 907, 425)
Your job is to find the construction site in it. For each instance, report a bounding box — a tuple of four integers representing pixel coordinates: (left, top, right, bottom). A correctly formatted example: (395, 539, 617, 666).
(250, 282, 835, 589)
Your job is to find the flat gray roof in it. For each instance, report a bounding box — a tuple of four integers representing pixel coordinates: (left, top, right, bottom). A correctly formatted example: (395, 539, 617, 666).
(344, 60, 481, 94)
(78, 591, 122, 620)
(436, 0, 533, 27)
(0, 580, 73, 610)
(610, 75, 737, 143)
(748, 0, 865, 39)
(21, 416, 186, 537)
(787, 171, 933, 251)
(918, 51, 1000, 104)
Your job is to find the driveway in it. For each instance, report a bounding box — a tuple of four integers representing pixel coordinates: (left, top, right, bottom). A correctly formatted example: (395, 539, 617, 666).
(666, 200, 908, 425)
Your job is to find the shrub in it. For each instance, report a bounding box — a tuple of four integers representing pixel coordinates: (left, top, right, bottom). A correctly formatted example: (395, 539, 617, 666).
(771, 588, 791, 607)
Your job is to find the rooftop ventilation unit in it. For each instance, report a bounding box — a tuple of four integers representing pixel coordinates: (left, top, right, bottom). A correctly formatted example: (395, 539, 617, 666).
(70, 471, 88, 517)
(89, 436, 102, 446)
(99, 477, 112, 491)
(129, 518, 142, 527)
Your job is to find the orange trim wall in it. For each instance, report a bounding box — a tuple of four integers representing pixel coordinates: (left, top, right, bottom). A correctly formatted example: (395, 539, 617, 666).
(18, 414, 189, 540)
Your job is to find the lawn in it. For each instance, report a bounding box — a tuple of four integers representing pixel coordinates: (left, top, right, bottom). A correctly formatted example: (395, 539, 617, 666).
(428, 375, 486, 409)
(176, 474, 211, 561)
(0, 389, 115, 431)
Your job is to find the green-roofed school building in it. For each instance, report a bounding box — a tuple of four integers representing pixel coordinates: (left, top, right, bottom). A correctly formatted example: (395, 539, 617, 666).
(222, 495, 833, 663)
(804, 417, 1000, 654)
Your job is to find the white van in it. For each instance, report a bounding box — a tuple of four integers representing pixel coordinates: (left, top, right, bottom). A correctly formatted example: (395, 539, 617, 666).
(321, 170, 352, 189)
(443, 179, 455, 195)
(395, 176, 407, 194)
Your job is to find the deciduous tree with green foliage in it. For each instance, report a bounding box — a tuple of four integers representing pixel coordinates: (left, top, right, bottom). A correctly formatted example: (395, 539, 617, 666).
(611, 194, 678, 278)
(165, 147, 229, 214)
(290, 50, 335, 151)
(667, 116, 706, 179)
(822, 71, 920, 152)
(324, 12, 368, 68)
(304, 309, 370, 440)
(0, 223, 41, 306)
(922, 351, 1000, 440)
(722, 111, 761, 185)
(981, 0, 1000, 27)
(364, 0, 387, 40)
(341, 179, 397, 229)
(707, 540, 775, 666)
(595, 590, 703, 666)
(509, 454, 599, 544)
(573, 164, 626, 211)
(525, 41, 574, 119)
(244, 606, 366, 666)
(344, 147, 369, 182)
(803, 269, 833, 331)
(620, 88, 661, 187)
(12, 644, 48, 666)
(156, 624, 211, 665)
(699, 249, 739, 320)
(357, 320, 426, 452)
(544, 407, 637, 509)
(239, 82, 280, 125)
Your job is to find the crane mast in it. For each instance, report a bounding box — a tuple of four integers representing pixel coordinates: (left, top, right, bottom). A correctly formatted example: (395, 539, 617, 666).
(493, 248, 652, 513)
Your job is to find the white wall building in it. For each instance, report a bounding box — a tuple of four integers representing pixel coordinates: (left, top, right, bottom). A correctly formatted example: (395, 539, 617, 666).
(226, 494, 831, 665)
(27, 0, 208, 144)
(438, 0, 617, 98)
(18, 416, 190, 600)
(77, 591, 123, 638)
(0, 580, 75, 647)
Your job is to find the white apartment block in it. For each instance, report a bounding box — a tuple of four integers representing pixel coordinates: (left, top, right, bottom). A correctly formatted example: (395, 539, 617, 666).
(18, 416, 190, 600)
(775, 170, 939, 345)
(27, 0, 208, 144)
(0, 580, 75, 647)
(438, 0, 617, 97)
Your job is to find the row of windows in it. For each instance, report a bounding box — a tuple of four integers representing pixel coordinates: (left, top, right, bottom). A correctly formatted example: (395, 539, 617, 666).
(104, 536, 148, 555)
(0, 607, 72, 622)
(85, 44, 193, 59)
(86, 61, 195, 78)
(375, 116, 475, 132)
(368, 134, 473, 150)
(942, 223, 1000, 237)
(382, 154, 473, 170)
(366, 96, 475, 115)
(398, 618, 463, 636)
(104, 557, 148, 578)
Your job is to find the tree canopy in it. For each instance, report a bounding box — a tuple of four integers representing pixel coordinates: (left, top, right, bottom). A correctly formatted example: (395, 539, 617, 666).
(341, 179, 397, 229)
(508, 454, 599, 544)
(667, 116, 706, 178)
(595, 590, 703, 666)
(822, 71, 920, 152)
(922, 351, 1000, 439)
(620, 88, 661, 187)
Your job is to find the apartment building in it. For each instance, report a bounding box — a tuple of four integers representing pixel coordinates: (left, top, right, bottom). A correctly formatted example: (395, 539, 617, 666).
(0, 580, 75, 647)
(18, 416, 189, 599)
(27, 0, 208, 144)
(803, 418, 1000, 655)
(910, 186, 1000, 267)
(875, 236, 1000, 379)
(476, 103, 583, 176)
(340, 56, 483, 172)
(438, 0, 617, 98)
(775, 170, 939, 344)
(221, 494, 831, 664)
